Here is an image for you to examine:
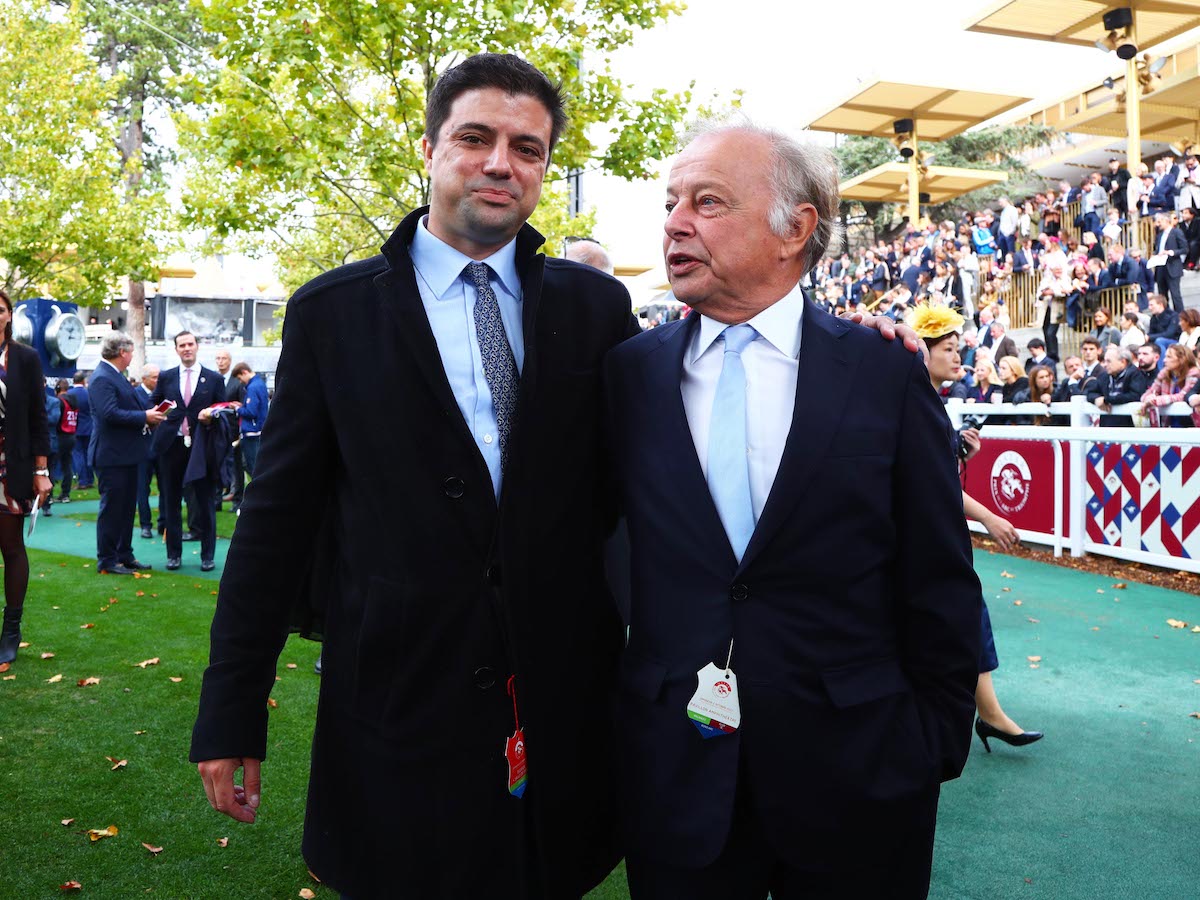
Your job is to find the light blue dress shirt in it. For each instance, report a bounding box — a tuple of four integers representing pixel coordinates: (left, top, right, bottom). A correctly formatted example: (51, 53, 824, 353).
(410, 217, 525, 499)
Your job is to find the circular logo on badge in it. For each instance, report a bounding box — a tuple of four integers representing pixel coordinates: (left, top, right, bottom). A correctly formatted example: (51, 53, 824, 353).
(712, 680, 732, 698)
(514, 740, 524, 757)
(990, 450, 1031, 516)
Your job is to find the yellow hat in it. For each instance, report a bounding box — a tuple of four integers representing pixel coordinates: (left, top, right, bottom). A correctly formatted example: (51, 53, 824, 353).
(907, 304, 964, 340)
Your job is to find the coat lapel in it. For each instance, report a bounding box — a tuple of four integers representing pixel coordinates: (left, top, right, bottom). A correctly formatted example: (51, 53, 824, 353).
(738, 301, 860, 571)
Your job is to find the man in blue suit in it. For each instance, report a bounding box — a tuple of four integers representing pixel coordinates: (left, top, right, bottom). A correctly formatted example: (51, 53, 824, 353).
(604, 123, 981, 899)
(89, 333, 166, 575)
(150, 331, 225, 571)
(67, 371, 94, 491)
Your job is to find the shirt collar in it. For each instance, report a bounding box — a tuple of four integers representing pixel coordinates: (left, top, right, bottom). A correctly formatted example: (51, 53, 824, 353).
(411, 215, 521, 301)
(693, 283, 806, 363)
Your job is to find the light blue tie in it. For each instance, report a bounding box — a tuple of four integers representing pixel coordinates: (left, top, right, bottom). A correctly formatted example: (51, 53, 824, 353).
(707, 324, 757, 561)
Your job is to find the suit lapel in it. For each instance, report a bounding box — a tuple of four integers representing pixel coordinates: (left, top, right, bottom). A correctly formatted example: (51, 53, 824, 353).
(738, 302, 859, 571)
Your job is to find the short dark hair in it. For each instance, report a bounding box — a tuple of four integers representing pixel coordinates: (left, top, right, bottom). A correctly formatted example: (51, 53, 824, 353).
(173, 330, 196, 347)
(73, 371, 87, 384)
(1027, 338, 1045, 350)
(1081, 337, 1101, 349)
(230, 362, 253, 378)
(424, 54, 567, 154)
(1141, 341, 1162, 356)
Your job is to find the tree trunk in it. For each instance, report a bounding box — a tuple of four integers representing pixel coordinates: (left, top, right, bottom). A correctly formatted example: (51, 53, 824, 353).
(128, 280, 146, 374)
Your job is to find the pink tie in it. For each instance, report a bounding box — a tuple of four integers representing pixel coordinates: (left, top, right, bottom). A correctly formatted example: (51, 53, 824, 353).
(182, 368, 193, 438)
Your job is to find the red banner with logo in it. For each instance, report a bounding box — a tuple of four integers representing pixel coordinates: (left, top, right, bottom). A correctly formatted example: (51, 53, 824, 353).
(961, 438, 1070, 536)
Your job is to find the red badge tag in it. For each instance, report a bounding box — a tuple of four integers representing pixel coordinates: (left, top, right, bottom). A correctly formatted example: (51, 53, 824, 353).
(504, 675, 528, 798)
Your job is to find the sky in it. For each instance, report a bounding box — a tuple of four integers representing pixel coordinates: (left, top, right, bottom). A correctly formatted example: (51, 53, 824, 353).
(590, 0, 1200, 283)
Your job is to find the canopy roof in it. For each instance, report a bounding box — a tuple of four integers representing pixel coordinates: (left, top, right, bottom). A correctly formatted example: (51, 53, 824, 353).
(805, 81, 1030, 142)
(1015, 41, 1200, 144)
(967, 0, 1200, 53)
(838, 163, 1009, 205)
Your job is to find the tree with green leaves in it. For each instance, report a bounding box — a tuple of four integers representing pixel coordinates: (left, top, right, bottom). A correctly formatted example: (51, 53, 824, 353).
(0, 0, 152, 310)
(64, 0, 215, 369)
(179, 0, 698, 296)
(834, 124, 1054, 244)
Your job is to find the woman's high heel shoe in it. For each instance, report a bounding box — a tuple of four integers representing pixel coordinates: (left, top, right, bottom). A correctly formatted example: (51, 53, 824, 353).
(975, 717, 1043, 753)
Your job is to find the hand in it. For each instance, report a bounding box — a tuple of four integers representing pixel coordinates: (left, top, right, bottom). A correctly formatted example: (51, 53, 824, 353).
(1190, 394, 1200, 408)
(198, 408, 213, 424)
(845, 312, 921, 353)
(1040, 393, 1053, 405)
(984, 513, 1020, 552)
(34, 474, 51, 505)
(960, 427, 981, 462)
(1093, 397, 1105, 408)
(145, 409, 166, 426)
(198, 757, 261, 824)
(229, 401, 243, 409)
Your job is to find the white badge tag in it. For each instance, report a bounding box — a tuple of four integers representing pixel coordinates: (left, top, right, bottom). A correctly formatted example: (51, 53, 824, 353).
(183, 435, 192, 449)
(686, 662, 740, 739)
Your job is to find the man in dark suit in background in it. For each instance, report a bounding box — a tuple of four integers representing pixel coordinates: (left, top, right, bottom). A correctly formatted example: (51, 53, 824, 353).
(1152, 211, 1188, 312)
(605, 122, 980, 899)
(67, 371, 94, 492)
(89, 333, 165, 575)
(150, 331, 225, 572)
(136, 365, 159, 539)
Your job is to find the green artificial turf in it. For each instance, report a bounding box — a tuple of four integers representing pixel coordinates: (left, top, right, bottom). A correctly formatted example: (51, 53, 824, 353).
(2, 541, 1197, 899)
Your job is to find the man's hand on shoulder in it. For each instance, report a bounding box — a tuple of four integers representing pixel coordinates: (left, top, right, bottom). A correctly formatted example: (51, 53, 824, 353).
(843, 311, 922, 353)
(198, 757, 261, 823)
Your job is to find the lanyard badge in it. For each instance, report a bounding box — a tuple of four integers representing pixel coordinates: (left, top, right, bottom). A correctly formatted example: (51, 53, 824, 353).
(685, 640, 741, 739)
(504, 675, 528, 798)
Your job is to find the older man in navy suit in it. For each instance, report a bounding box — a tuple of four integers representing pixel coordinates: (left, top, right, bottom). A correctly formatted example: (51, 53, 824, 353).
(89, 333, 166, 575)
(150, 331, 225, 571)
(605, 123, 981, 899)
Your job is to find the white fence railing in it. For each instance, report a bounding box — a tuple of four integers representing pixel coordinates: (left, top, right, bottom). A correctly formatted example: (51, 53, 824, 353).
(945, 396, 1200, 571)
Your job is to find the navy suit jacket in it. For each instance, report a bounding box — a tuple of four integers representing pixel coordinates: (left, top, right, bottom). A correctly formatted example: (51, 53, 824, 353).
(88, 362, 149, 468)
(148, 366, 226, 457)
(603, 303, 981, 870)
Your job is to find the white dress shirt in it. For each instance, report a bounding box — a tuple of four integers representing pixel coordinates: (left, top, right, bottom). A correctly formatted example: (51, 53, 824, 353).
(680, 284, 804, 521)
(177, 363, 198, 436)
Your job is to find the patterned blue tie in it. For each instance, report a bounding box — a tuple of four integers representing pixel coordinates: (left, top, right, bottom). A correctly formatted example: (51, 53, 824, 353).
(465, 262, 520, 471)
(707, 324, 758, 561)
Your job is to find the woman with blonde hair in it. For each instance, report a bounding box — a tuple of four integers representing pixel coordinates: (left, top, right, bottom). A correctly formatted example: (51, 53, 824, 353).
(1141, 343, 1200, 427)
(968, 359, 1002, 404)
(998, 356, 1029, 404)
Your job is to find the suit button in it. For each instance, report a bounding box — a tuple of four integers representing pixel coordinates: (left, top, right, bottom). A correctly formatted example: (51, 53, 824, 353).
(474, 666, 496, 690)
(443, 476, 465, 499)
(486, 565, 502, 586)
(731, 584, 749, 601)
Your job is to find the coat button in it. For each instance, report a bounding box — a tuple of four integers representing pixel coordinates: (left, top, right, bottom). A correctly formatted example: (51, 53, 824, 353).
(731, 584, 749, 601)
(474, 666, 496, 690)
(486, 564, 502, 586)
(443, 476, 465, 499)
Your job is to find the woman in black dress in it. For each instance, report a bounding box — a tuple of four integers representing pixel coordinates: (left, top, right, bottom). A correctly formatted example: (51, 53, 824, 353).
(0, 290, 52, 665)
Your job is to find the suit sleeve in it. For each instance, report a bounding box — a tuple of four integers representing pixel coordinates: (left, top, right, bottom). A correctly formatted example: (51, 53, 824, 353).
(25, 352, 49, 457)
(191, 302, 335, 763)
(90, 372, 146, 429)
(891, 352, 981, 783)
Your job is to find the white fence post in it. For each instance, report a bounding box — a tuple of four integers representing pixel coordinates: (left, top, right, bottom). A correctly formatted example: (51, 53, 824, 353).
(1068, 395, 1089, 558)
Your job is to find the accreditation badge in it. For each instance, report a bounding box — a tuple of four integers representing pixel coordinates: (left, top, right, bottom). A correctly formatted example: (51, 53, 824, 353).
(686, 662, 741, 739)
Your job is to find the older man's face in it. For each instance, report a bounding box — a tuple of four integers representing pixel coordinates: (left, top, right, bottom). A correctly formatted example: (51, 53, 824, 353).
(663, 130, 813, 316)
(215, 350, 231, 374)
(1104, 348, 1126, 374)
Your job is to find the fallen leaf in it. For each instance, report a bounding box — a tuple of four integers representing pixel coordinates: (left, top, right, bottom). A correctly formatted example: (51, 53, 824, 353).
(46, 674, 63, 683)
(209, 590, 217, 596)
(168, 676, 183, 683)
(141, 842, 163, 855)
(80, 624, 94, 630)
(140, 574, 151, 579)
(1092, 627, 1101, 631)
(286, 663, 297, 670)
(308, 869, 321, 883)
(135, 591, 145, 597)
(267, 698, 278, 708)
(106, 757, 127, 771)
(1026, 617, 1040, 624)
(1112, 583, 1127, 589)
(2, 674, 14, 680)
(1193, 627, 1200, 633)
(134, 658, 160, 668)
(1013, 600, 1023, 606)
(1000, 570, 1015, 578)
(1002, 587, 1012, 592)
(87, 824, 118, 842)
(1027, 656, 1042, 662)
(1029, 663, 1040, 669)
(60, 881, 82, 891)
(61, 818, 74, 826)
(1096, 589, 1105, 594)
(1191, 712, 1200, 719)
(40, 652, 55, 659)
(77, 676, 101, 687)
(216, 837, 228, 848)
(299, 891, 316, 900)
(18, 640, 30, 648)
(133, 730, 146, 735)
(1167, 619, 1188, 629)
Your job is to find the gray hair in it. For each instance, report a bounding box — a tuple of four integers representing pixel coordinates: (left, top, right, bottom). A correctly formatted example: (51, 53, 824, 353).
(682, 117, 843, 273)
(1106, 345, 1134, 365)
(565, 239, 614, 275)
(100, 332, 134, 361)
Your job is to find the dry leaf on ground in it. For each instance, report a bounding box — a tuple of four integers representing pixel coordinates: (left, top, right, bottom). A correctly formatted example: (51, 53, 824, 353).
(1027, 617, 1040, 623)
(299, 890, 316, 900)
(1112, 582, 1127, 589)
(1027, 656, 1043, 662)
(46, 674, 63, 683)
(87, 825, 118, 842)
(286, 663, 297, 670)
(168, 677, 183, 683)
(60, 881, 82, 891)
(141, 843, 163, 855)
(77, 676, 100, 687)
(80, 623, 94, 629)
(135, 658, 159, 668)
(18, 641, 29, 648)
(267, 698, 278, 708)
(1167, 619, 1188, 629)
(216, 837, 229, 847)
(61, 818, 74, 826)
(1000, 571, 1015, 578)
(40, 652, 54, 659)
(106, 757, 127, 771)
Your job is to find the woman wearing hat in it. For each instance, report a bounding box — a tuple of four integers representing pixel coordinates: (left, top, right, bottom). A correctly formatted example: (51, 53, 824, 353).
(909, 304, 1044, 753)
